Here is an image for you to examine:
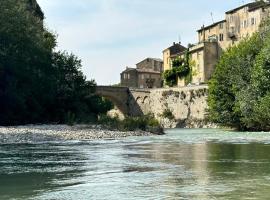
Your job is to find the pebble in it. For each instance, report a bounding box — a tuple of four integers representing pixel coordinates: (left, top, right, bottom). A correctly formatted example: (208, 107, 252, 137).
(0, 124, 154, 143)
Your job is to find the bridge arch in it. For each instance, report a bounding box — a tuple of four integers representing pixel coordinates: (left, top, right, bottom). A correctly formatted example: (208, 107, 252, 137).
(95, 86, 130, 116)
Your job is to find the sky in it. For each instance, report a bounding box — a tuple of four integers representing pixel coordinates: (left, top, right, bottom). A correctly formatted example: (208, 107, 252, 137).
(37, 0, 253, 85)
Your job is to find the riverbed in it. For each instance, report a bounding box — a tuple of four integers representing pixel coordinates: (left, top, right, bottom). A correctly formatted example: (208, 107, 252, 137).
(1, 128, 270, 199)
(0, 125, 154, 143)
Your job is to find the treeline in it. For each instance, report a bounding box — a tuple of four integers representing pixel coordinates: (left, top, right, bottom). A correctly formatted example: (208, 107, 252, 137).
(0, 0, 112, 125)
(208, 19, 270, 131)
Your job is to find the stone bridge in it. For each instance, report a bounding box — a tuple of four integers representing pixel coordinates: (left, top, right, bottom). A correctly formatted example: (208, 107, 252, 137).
(95, 86, 150, 116)
(95, 86, 130, 115)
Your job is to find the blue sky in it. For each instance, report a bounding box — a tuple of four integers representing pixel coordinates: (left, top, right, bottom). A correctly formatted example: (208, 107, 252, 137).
(38, 0, 253, 85)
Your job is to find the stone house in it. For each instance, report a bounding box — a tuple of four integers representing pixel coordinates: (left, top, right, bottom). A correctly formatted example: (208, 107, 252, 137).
(136, 58, 163, 72)
(163, 42, 187, 72)
(120, 58, 163, 89)
(164, 1, 270, 87)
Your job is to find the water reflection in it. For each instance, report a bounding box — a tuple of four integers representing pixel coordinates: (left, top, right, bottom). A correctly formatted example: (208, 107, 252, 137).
(1, 129, 270, 199)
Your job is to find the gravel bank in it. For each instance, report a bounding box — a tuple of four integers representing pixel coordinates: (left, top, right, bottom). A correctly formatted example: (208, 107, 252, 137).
(0, 125, 155, 143)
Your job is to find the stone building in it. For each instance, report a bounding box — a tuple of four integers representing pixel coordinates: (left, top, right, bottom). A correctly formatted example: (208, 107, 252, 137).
(120, 58, 163, 89)
(163, 42, 187, 72)
(136, 58, 163, 72)
(164, 1, 270, 87)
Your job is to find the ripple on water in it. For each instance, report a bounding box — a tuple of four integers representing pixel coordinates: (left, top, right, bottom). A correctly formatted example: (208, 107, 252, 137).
(1, 129, 270, 199)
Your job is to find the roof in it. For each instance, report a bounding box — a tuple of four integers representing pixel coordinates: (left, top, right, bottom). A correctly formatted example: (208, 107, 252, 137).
(197, 20, 226, 32)
(149, 58, 163, 62)
(136, 58, 163, 65)
(163, 43, 187, 55)
(121, 68, 161, 74)
(225, 1, 269, 14)
(121, 67, 137, 73)
(137, 69, 161, 74)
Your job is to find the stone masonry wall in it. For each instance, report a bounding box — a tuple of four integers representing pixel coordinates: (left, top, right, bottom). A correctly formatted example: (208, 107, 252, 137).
(129, 85, 212, 128)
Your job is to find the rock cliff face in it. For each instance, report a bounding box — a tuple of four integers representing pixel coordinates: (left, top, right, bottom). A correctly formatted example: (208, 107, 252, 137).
(129, 86, 215, 128)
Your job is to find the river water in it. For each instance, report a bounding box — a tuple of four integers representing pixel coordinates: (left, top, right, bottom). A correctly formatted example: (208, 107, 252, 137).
(1, 129, 270, 200)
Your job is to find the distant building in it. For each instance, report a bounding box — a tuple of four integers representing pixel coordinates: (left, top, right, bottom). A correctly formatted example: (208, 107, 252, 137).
(120, 58, 163, 89)
(163, 42, 187, 72)
(164, 1, 270, 87)
(136, 58, 163, 72)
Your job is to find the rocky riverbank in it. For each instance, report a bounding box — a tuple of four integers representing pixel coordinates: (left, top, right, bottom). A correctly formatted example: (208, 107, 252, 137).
(0, 125, 158, 143)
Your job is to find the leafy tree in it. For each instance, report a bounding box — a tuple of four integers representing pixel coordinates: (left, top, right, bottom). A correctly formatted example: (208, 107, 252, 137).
(208, 19, 270, 130)
(0, 0, 113, 125)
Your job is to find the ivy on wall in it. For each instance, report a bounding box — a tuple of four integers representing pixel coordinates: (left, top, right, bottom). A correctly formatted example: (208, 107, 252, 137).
(163, 51, 191, 87)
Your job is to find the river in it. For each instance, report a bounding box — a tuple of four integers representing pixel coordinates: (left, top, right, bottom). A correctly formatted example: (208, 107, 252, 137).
(1, 128, 270, 200)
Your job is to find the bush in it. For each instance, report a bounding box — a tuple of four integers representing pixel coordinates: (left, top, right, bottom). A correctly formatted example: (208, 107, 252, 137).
(161, 109, 175, 120)
(98, 114, 160, 132)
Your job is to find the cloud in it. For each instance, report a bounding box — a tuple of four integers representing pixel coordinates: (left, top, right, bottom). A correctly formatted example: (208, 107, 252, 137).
(37, 0, 252, 85)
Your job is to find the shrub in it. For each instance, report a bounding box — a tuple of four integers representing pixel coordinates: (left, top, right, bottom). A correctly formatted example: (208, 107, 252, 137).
(161, 109, 175, 120)
(98, 114, 160, 132)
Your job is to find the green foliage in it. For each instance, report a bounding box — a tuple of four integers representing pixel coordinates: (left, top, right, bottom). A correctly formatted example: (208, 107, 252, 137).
(98, 114, 160, 132)
(161, 109, 175, 120)
(208, 19, 270, 131)
(163, 52, 190, 87)
(163, 69, 178, 87)
(0, 0, 113, 125)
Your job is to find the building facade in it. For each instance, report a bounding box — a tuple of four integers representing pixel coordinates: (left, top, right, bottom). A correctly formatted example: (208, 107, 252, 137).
(136, 58, 163, 72)
(163, 42, 187, 72)
(164, 1, 270, 87)
(120, 58, 163, 89)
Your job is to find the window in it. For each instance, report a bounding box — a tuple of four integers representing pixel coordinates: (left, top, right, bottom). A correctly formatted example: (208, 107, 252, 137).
(141, 74, 144, 80)
(219, 23, 223, 29)
(230, 16, 234, 23)
(219, 34, 224, 41)
(251, 18, 256, 25)
(244, 20, 248, 28)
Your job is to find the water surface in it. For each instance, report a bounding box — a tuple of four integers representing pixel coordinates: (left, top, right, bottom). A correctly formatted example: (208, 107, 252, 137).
(1, 129, 270, 200)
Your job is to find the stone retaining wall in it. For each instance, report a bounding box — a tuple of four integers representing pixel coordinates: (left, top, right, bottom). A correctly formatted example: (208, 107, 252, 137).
(129, 85, 210, 128)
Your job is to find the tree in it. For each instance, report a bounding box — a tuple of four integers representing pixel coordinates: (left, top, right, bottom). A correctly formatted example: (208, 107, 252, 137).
(208, 19, 270, 130)
(0, 0, 113, 125)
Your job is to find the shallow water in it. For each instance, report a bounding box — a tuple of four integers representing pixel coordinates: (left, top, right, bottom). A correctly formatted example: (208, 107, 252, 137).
(1, 128, 270, 200)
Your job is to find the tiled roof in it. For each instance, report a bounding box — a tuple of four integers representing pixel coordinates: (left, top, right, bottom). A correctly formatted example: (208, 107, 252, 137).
(226, 1, 269, 14)
(197, 20, 226, 32)
(163, 43, 187, 55)
(136, 69, 161, 74)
